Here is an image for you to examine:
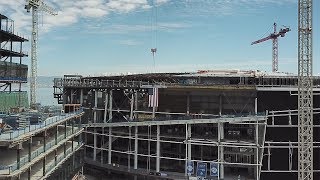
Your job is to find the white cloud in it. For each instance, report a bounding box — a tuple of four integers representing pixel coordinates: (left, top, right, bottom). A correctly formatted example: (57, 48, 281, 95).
(0, 0, 296, 35)
(0, 0, 160, 34)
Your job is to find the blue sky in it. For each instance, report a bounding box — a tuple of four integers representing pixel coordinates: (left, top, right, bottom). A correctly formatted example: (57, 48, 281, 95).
(1, 0, 320, 76)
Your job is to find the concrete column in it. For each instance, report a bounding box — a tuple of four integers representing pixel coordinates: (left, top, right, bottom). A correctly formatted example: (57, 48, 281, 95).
(44, 130, 47, 152)
(43, 156, 46, 176)
(108, 127, 112, 164)
(17, 146, 21, 170)
(55, 149, 57, 165)
(128, 127, 131, 171)
(134, 91, 138, 120)
(101, 128, 104, 164)
(93, 92, 98, 161)
(72, 137, 74, 151)
(94, 90, 98, 123)
(187, 124, 191, 162)
(255, 97, 258, 114)
(84, 127, 88, 157)
(255, 122, 259, 180)
(28, 167, 31, 180)
(55, 126, 58, 145)
(185, 124, 188, 176)
(187, 93, 190, 114)
(104, 91, 109, 123)
(218, 122, 224, 179)
(28, 138, 32, 162)
(109, 90, 113, 122)
(156, 125, 160, 172)
(72, 119, 75, 134)
(70, 89, 74, 104)
(130, 93, 134, 121)
(93, 131, 97, 161)
(134, 126, 138, 169)
(64, 121, 67, 138)
(219, 95, 222, 116)
(64, 142, 67, 157)
(80, 89, 83, 105)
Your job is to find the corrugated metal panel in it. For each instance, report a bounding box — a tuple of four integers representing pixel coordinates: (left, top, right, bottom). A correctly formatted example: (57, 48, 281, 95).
(0, 92, 28, 113)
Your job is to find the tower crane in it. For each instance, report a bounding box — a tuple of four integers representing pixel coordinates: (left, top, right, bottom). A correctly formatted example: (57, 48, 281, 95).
(25, 0, 57, 108)
(251, 23, 290, 72)
(297, 0, 313, 179)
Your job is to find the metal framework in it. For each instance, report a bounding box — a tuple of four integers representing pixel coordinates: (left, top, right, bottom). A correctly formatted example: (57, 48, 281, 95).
(25, 0, 57, 107)
(251, 23, 290, 72)
(298, 0, 313, 179)
(272, 23, 279, 73)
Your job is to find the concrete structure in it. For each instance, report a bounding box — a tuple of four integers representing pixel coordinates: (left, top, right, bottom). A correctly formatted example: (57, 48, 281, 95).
(0, 110, 84, 180)
(53, 70, 320, 179)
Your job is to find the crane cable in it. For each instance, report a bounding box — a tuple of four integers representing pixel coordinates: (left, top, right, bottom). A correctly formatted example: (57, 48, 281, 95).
(150, 0, 158, 72)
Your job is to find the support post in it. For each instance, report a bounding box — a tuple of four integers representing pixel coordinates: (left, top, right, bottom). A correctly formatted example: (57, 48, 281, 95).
(55, 126, 58, 145)
(70, 89, 74, 104)
(134, 126, 138, 169)
(187, 93, 190, 114)
(187, 124, 191, 164)
(93, 90, 98, 161)
(130, 93, 134, 121)
(28, 138, 32, 162)
(156, 125, 160, 172)
(28, 167, 31, 180)
(80, 89, 83, 105)
(44, 130, 47, 152)
(109, 90, 113, 122)
(134, 91, 138, 120)
(17, 145, 21, 170)
(185, 124, 188, 176)
(255, 121, 259, 180)
(219, 95, 222, 116)
(218, 122, 224, 179)
(255, 97, 258, 114)
(128, 126, 131, 171)
(55, 149, 57, 165)
(104, 91, 109, 123)
(101, 128, 104, 164)
(43, 156, 46, 176)
(108, 127, 112, 164)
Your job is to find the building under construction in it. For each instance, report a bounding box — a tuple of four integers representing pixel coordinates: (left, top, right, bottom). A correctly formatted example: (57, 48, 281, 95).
(53, 70, 320, 180)
(0, 14, 85, 180)
(0, 14, 28, 113)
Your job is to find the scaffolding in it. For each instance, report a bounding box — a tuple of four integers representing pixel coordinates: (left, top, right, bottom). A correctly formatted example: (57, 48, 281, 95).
(0, 13, 29, 110)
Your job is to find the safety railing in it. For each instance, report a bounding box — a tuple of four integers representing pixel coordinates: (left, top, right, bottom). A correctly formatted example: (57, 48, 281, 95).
(53, 78, 166, 89)
(0, 128, 82, 175)
(45, 143, 83, 174)
(0, 110, 83, 140)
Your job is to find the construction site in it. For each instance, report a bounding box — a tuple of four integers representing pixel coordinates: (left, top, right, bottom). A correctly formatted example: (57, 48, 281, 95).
(1, 0, 319, 180)
(0, 11, 84, 180)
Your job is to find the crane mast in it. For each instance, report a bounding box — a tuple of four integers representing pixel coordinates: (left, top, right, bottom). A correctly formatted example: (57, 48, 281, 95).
(251, 23, 290, 72)
(298, 0, 313, 179)
(25, 0, 57, 108)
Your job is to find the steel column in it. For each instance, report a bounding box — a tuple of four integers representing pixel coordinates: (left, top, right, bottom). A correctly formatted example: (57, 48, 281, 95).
(108, 127, 112, 164)
(134, 126, 138, 169)
(156, 125, 160, 172)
